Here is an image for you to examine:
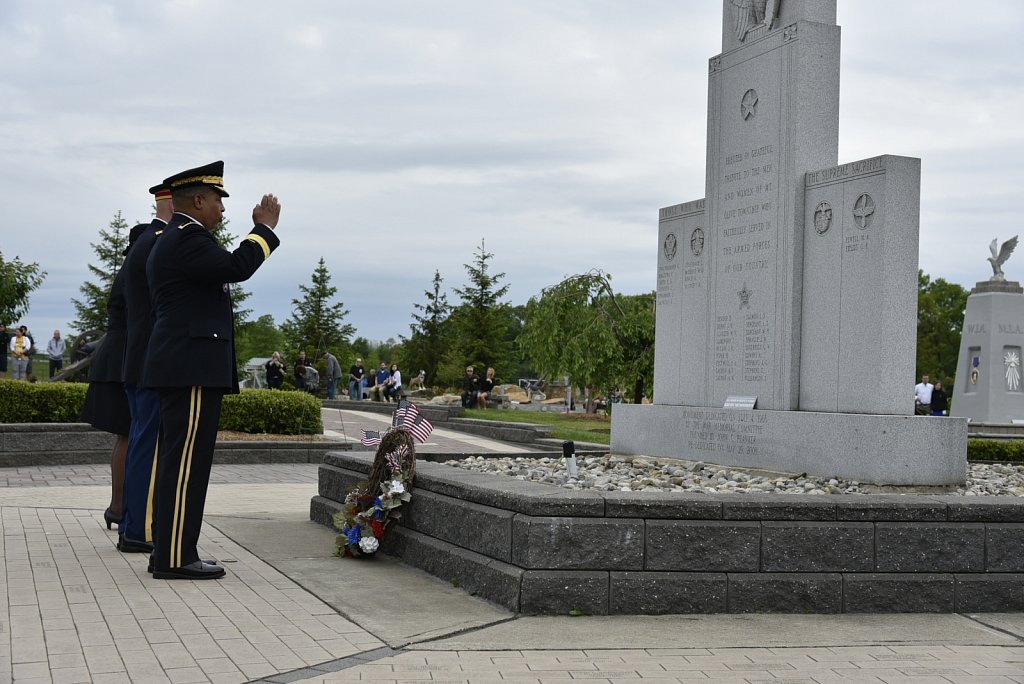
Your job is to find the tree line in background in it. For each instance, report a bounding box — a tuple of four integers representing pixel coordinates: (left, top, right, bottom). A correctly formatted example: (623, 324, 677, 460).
(5, 210, 972, 404)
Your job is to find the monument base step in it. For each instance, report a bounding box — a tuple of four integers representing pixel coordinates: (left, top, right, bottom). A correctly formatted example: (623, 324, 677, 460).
(611, 405, 967, 486)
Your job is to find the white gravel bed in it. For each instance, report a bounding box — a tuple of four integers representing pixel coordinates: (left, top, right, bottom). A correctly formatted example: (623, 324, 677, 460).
(441, 454, 1024, 497)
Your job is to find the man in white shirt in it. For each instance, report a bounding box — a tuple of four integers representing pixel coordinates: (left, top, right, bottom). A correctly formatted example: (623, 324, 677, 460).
(914, 374, 934, 416)
(47, 329, 66, 378)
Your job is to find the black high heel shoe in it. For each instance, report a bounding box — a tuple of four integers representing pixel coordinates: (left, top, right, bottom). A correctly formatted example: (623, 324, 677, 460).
(103, 508, 120, 530)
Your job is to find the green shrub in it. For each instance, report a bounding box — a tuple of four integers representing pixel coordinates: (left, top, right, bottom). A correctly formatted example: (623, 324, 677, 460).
(967, 439, 1024, 462)
(0, 380, 89, 423)
(219, 389, 322, 435)
(0, 381, 322, 436)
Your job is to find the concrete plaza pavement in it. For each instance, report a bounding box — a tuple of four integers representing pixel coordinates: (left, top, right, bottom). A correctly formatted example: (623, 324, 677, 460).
(2, 409, 1023, 683)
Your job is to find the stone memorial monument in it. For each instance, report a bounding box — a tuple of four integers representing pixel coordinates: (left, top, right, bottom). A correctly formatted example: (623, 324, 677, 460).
(612, 0, 967, 485)
(952, 237, 1024, 424)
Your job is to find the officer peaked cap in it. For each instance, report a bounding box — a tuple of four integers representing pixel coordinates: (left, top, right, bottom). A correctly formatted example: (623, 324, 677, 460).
(148, 182, 172, 201)
(162, 161, 229, 197)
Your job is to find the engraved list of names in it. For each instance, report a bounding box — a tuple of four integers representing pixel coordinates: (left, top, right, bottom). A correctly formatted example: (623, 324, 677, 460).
(713, 138, 778, 401)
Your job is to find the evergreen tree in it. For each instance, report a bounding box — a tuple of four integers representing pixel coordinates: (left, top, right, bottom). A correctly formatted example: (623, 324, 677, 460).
(399, 270, 452, 385)
(447, 239, 515, 382)
(0, 251, 46, 326)
(69, 211, 130, 333)
(282, 257, 354, 355)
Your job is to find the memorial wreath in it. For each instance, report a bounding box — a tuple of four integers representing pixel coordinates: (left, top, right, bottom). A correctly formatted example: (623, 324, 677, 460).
(333, 401, 430, 557)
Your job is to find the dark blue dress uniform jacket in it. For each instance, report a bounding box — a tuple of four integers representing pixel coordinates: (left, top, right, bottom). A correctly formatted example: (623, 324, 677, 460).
(140, 212, 279, 392)
(122, 219, 165, 385)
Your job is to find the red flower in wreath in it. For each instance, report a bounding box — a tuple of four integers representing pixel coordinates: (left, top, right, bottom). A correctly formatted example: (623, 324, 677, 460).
(371, 519, 385, 538)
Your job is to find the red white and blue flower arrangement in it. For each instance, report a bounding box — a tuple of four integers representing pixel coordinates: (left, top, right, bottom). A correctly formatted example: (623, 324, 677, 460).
(333, 400, 432, 557)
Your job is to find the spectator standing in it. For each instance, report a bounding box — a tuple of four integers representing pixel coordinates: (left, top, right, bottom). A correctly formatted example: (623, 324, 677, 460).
(477, 367, 496, 409)
(385, 363, 403, 402)
(293, 350, 311, 391)
(931, 381, 949, 416)
(370, 361, 390, 402)
(914, 374, 934, 416)
(461, 365, 480, 408)
(47, 329, 66, 378)
(322, 350, 342, 399)
(10, 327, 31, 380)
(264, 352, 285, 389)
(0, 324, 8, 377)
(18, 326, 35, 378)
(349, 357, 365, 400)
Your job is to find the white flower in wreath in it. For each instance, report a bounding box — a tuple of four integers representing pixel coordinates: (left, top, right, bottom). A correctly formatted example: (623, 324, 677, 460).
(388, 479, 406, 495)
(1005, 350, 1021, 391)
(358, 536, 379, 553)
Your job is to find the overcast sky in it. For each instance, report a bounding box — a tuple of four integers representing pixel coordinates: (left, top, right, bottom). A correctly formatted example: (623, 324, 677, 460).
(3, 1, 1022, 346)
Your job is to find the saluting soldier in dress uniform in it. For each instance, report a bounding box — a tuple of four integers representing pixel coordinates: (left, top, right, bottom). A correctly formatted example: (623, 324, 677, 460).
(142, 161, 281, 579)
(118, 183, 174, 553)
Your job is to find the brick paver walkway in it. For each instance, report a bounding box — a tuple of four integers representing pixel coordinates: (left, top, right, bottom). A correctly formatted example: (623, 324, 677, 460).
(2, 415, 1023, 683)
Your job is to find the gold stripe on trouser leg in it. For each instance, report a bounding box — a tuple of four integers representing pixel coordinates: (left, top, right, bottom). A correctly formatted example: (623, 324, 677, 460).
(170, 387, 201, 568)
(145, 440, 159, 543)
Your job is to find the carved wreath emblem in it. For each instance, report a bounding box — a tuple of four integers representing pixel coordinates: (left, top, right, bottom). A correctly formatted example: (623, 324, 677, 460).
(663, 233, 678, 260)
(738, 282, 753, 309)
(813, 202, 833, 235)
(690, 228, 705, 257)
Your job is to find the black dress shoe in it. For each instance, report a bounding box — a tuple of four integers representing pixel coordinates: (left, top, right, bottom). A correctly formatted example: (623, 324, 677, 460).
(152, 561, 226, 580)
(117, 536, 154, 553)
(148, 557, 219, 573)
(104, 508, 120, 530)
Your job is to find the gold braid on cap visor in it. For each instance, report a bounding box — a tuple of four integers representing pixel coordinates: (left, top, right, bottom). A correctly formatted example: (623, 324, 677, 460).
(170, 175, 224, 188)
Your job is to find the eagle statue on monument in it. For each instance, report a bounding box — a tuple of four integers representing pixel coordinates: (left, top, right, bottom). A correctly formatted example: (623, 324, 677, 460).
(988, 236, 1018, 281)
(731, 0, 780, 42)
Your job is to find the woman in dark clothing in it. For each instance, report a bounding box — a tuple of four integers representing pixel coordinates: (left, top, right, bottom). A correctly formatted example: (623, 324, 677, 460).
(264, 351, 285, 389)
(931, 381, 949, 416)
(80, 227, 144, 529)
(477, 367, 496, 409)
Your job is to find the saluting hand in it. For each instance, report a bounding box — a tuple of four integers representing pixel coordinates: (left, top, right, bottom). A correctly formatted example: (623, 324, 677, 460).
(253, 194, 282, 229)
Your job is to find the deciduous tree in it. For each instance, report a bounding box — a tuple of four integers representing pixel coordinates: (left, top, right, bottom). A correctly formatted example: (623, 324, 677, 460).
(0, 251, 46, 326)
(917, 270, 969, 388)
(519, 270, 654, 409)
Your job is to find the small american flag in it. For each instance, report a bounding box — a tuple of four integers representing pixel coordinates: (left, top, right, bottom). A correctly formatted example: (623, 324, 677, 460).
(360, 429, 382, 447)
(393, 400, 433, 443)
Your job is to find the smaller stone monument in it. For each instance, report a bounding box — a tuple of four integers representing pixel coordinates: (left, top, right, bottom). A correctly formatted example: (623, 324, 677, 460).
(952, 236, 1024, 423)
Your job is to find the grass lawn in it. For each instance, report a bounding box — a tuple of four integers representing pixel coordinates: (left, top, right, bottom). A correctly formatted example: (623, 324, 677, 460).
(461, 407, 611, 445)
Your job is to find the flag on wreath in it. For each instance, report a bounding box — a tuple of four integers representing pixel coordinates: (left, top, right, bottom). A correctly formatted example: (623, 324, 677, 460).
(393, 400, 434, 443)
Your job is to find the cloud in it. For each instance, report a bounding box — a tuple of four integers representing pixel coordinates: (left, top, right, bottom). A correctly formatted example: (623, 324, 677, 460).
(3, 0, 1024, 348)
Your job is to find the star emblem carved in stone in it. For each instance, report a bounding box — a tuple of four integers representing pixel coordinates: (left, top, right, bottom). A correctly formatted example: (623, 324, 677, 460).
(741, 89, 759, 120)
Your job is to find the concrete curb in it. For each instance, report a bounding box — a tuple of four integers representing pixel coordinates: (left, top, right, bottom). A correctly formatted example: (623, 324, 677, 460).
(0, 423, 345, 466)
